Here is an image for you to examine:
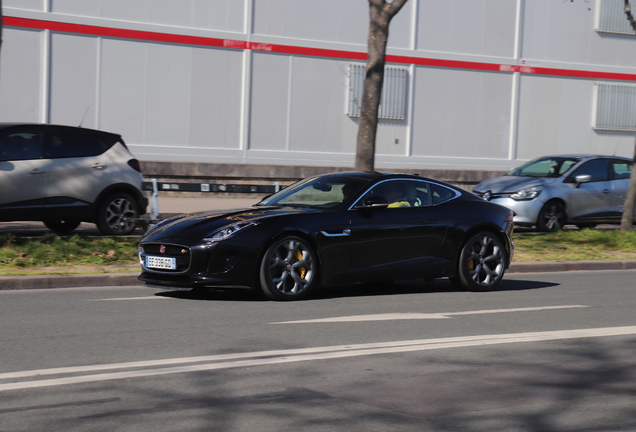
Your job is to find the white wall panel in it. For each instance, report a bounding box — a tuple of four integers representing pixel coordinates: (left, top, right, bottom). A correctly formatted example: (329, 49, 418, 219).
(253, 0, 368, 46)
(515, 75, 634, 161)
(249, 53, 290, 151)
(144, 44, 193, 148)
(522, 0, 636, 68)
(4, 0, 44, 11)
(188, 48, 243, 151)
(287, 57, 354, 154)
(0, 28, 43, 122)
(411, 67, 512, 160)
(50, 0, 245, 33)
(49, 33, 98, 128)
(416, 0, 517, 58)
(98, 38, 148, 143)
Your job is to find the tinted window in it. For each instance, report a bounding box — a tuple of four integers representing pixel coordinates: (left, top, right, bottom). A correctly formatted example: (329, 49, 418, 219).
(430, 183, 455, 204)
(612, 160, 632, 179)
(44, 129, 114, 159)
(0, 128, 44, 161)
(574, 159, 609, 182)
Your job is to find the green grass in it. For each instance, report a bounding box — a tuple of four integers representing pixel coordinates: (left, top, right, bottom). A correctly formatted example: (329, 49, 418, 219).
(513, 228, 636, 261)
(1, 229, 635, 276)
(0, 233, 139, 275)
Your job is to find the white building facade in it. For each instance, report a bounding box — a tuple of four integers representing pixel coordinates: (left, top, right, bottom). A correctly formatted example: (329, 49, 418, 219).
(2, 0, 636, 175)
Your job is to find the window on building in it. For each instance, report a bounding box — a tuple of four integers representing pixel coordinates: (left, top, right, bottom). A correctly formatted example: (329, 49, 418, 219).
(593, 83, 636, 131)
(596, 0, 635, 35)
(346, 63, 408, 120)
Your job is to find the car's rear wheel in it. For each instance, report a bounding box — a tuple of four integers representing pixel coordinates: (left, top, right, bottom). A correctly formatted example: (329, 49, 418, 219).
(537, 201, 566, 232)
(259, 235, 318, 301)
(450, 231, 506, 292)
(96, 193, 139, 235)
(43, 219, 81, 234)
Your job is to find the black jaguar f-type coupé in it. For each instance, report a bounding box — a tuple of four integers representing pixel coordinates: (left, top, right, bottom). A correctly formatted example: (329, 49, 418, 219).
(138, 171, 514, 300)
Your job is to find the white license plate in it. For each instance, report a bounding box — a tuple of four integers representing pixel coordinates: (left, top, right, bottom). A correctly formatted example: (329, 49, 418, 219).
(146, 256, 176, 270)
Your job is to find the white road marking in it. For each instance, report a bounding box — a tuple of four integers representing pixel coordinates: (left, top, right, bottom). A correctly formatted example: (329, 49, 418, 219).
(1, 325, 634, 392)
(270, 305, 589, 324)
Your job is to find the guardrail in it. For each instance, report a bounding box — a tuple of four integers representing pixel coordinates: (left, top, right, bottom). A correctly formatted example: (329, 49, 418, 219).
(139, 179, 282, 225)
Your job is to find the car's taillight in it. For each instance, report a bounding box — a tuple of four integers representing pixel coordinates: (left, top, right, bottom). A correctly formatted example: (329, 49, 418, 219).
(128, 159, 142, 173)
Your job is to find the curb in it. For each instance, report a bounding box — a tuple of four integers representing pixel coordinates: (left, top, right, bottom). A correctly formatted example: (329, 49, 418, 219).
(1, 260, 636, 290)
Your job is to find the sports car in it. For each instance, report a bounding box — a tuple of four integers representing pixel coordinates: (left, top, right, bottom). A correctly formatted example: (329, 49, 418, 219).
(138, 172, 514, 300)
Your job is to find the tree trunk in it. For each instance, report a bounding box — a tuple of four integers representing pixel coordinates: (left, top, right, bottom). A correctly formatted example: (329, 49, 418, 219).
(621, 0, 636, 230)
(355, 0, 408, 172)
(620, 137, 636, 230)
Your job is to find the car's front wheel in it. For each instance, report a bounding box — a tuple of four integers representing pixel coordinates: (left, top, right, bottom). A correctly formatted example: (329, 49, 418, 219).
(537, 201, 566, 232)
(44, 219, 81, 234)
(450, 231, 506, 292)
(96, 193, 139, 235)
(259, 235, 318, 301)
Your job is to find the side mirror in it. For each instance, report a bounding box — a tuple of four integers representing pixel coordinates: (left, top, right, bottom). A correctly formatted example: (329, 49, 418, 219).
(574, 174, 591, 188)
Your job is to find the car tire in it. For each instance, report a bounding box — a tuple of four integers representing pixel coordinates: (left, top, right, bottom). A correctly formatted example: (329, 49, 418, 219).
(96, 192, 139, 235)
(537, 201, 567, 232)
(43, 219, 81, 234)
(259, 235, 318, 301)
(449, 231, 506, 292)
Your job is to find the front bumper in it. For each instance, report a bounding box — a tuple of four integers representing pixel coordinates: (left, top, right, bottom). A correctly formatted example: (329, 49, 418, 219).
(488, 197, 544, 226)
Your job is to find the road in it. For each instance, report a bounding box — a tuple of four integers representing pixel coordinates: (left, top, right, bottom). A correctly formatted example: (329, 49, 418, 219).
(1, 270, 635, 432)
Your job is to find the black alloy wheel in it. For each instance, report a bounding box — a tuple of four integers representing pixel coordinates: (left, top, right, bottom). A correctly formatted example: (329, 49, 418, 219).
(537, 201, 567, 232)
(450, 231, 506, 292)
(259, 235, 318, 301)
(43, 219, 81, 234)
(96, 193, 139, 235)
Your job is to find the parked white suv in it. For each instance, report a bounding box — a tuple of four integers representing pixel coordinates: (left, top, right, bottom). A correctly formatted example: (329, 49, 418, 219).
(0, 123, 147, 235)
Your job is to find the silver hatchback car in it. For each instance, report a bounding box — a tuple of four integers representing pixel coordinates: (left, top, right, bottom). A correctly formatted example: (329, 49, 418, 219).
(473, 154, 634, 232)
(0, 123, 147, 235)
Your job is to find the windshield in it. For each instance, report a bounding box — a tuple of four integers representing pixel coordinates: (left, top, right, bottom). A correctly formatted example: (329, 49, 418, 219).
(257, 175, 371, 209)
(507, 157, 580, 178)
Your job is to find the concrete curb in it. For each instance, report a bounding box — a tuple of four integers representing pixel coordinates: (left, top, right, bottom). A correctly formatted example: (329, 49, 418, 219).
(508, 259, 636, 273)
(1, 260, 636, 290)
(0, 273, 140, 290)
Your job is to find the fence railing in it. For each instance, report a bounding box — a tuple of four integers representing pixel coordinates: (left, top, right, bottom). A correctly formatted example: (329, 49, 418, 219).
(141, 179, 282, 222)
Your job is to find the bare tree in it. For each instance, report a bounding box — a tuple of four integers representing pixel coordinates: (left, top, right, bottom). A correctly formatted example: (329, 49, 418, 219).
(355, 0, 409, 172)
(621, 0, 636, 230)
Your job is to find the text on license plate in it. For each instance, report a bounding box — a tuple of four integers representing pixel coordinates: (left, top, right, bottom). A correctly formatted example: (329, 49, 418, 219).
(146, 256, 176, 270)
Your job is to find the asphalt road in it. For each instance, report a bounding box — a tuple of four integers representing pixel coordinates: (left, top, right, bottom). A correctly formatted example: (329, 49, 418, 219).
(1, 270, 635, 431)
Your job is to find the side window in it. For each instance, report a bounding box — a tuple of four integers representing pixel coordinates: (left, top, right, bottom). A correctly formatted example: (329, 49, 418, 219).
(430, 183, 454, 205)
(574, 159, 609, 182)
(612, 160, 632, 179)
(44, 129, 112, 159)
(0, 129, 44, 161)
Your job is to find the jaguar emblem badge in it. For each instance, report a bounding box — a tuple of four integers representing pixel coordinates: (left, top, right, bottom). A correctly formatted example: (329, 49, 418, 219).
(160, 245, 166, 254)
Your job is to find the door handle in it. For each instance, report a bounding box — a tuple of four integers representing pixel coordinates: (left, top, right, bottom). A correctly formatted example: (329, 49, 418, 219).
(321, 229, 351, 237)
(602, 189, 610, 194)
(29, 169, 45, 175)
(92, 163, 107, 170)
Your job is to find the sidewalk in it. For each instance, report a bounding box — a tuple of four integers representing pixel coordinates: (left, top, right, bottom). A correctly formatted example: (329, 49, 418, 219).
(1, 196, 636, 290)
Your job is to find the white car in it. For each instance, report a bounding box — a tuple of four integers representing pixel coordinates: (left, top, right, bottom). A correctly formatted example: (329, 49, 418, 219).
(473, 154, 634, 232)
(0, 123, 147, 235)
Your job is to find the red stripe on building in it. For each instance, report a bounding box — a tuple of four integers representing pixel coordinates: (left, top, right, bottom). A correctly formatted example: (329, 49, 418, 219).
(6, 16, 636, 82)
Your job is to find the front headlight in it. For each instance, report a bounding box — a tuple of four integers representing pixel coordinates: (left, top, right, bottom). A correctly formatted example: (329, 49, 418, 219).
(510, 186, 542, 200)
(203, 221, 258, 242)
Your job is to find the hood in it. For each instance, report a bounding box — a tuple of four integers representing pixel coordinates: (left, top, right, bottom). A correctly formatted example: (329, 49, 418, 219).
(473, 175, 557, 193)
(141, 205, 318, 242)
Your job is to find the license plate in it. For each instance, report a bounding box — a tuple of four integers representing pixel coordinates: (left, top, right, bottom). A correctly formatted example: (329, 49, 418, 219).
(146, 256, 176, 270)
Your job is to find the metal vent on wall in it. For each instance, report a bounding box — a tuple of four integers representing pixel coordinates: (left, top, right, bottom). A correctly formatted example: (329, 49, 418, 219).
(346, 64, 408, 120)
(593, 83, 636, 131)
(596, 0, 635, 35)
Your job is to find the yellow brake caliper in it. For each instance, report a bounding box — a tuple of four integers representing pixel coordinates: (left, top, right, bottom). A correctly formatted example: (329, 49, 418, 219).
(295, 249, 307, 279)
